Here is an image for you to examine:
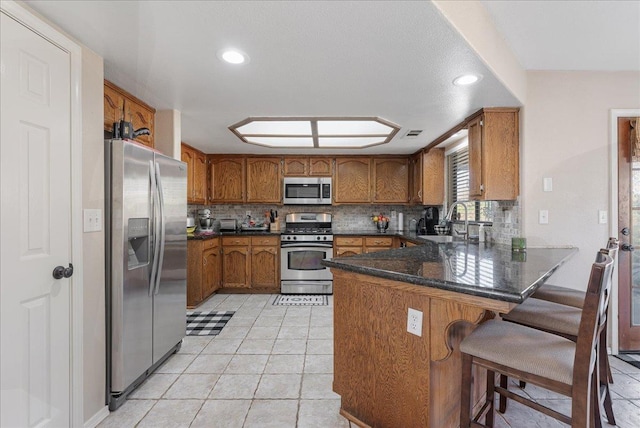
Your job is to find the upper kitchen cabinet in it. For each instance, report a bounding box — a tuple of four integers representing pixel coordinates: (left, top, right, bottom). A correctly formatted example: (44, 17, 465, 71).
(309, 157, 333, 176)
(103, 80, 155, 148)
(210, 156, 246, 203)
(467, 108, 520, 200)
(372, 157, 409, 203)
(283, 157, 333, 176)
(283, 157, 308, 176)
(334, 157, 371, 203)
(412, 148, 444, 205)
(246, 157, 282, 203)
(181, 143, 207, 204)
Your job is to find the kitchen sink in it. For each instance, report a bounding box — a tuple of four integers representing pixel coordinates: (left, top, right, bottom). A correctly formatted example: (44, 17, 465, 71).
(418, 235, 464, 243)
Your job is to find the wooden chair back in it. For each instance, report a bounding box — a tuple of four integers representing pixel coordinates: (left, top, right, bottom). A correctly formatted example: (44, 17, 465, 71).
(571, 250, 615, 426)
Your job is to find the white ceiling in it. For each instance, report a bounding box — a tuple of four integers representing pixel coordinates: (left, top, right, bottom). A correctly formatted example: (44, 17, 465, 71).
(482, 0, 640, 71)
(23, 1, 640, 155)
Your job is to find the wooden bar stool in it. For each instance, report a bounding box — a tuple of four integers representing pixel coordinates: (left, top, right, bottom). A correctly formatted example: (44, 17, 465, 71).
(500, 242, 618, 426)
(459, 250, 614, 427)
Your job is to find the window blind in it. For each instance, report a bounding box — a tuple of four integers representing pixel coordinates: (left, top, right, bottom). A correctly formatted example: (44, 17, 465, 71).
(446, 146, 490, 222)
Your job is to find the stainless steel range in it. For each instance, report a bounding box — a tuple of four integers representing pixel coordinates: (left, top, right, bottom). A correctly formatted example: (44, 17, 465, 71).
(280, 213, 333, 294)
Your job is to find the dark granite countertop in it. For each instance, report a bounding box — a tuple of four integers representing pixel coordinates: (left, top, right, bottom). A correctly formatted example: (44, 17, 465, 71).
(188, 230, 281, 240)
(323, 242, 577, 304)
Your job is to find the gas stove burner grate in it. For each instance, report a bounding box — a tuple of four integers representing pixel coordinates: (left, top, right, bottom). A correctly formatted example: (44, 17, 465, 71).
(283, 228, 333, 235)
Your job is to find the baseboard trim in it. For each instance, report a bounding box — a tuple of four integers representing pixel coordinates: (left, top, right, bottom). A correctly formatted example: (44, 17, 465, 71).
(84, 406, 109, 428)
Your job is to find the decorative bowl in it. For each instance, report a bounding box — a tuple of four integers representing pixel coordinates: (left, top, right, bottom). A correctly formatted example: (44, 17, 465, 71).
(376, 220, 389, 233)
(434, 225, 449, 236)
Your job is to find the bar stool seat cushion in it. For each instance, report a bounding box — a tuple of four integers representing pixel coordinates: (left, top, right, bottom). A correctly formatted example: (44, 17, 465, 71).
(460, 320, 576, 385)
(501, 298, 581, 337)
(533, 284, 586, 308)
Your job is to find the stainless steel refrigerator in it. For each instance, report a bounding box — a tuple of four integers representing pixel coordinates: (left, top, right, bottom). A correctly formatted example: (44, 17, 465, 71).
(105, 139, 187, 410)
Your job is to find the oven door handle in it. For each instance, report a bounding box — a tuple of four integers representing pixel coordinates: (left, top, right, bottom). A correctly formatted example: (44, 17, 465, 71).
(281, 242, 333, 249)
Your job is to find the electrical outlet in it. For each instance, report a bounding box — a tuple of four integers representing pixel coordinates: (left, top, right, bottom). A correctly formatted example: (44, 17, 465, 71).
(504, 210, 512, 224)
(543, 177, 553, 192)
(245, 210, 251, 217)
(407, 308, 423, 337)
(391, 210, 397, 219)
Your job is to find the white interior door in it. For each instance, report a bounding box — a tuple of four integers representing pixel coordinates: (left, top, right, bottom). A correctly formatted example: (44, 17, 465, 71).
(1, 12, 72, 427)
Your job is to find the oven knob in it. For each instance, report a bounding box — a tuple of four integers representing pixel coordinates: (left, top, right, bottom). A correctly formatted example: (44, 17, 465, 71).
(293, 236, 297, 240)
(316, 236, 321, 241)
(323, 236, 327, 240)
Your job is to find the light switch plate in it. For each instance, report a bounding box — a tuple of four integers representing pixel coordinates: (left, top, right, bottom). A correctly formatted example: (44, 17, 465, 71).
(83, 209, 102, 232)
(598, 210, 608, 224)
(543, 177, 553, 192)
(539, 210, 549, 224)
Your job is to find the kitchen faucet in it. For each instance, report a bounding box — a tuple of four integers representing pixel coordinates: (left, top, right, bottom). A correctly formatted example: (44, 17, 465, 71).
(446, 201, 468, 240)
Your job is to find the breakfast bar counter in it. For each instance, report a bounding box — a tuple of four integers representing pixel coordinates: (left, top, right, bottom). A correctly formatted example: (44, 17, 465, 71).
(323, 242, 576, 427)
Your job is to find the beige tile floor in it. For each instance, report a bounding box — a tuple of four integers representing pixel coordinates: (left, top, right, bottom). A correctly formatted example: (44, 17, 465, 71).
(98, 293, 640, 427)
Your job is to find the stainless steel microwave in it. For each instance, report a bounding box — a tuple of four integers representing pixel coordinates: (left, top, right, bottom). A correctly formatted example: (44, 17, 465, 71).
(283, 177, 332, 205)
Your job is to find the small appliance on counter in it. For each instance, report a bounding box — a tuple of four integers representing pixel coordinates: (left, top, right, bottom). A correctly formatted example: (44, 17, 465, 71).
(197, 209, 215, 234)
(219, 218, 238, 231)
(187, 215, 196, 237)
(417, 206, 440, 235)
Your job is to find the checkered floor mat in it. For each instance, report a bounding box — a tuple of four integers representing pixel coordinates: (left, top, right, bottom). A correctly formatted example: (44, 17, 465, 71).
(186, 311, 234, 336)
(272, 295, 329, 306)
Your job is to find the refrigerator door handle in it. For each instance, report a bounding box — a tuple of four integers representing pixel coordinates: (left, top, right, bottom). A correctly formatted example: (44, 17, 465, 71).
(149, 160, 161, 296)
(153, 162, 166, 295)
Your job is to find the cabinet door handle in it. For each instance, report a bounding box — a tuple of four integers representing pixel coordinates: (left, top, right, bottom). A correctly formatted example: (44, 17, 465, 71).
(203, 257, 207, 266)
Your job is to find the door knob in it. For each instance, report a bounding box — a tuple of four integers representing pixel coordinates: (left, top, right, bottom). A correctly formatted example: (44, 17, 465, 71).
(621, 243, 635, 252)
(52, 263, 74, 279)
(621, 227, 630, 236)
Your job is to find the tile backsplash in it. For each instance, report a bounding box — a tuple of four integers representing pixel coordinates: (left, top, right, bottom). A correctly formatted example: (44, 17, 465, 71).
(189, 200, 521, 243)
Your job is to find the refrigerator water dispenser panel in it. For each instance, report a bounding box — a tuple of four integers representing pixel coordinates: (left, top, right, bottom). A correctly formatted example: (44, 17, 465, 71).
(127, 218, 149, 269)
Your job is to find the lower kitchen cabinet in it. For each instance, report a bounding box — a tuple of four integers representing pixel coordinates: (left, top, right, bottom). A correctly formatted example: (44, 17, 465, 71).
(250, 236, 280, 289)
(222, 235, 279, 291)
(364, 236, 394, 253)
(222, 236, 251, 288)
(187, 238, 221, 308)
(334, 235, 394, 257)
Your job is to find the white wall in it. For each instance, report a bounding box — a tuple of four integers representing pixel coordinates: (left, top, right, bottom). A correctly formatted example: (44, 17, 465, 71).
(81, 47, 106, 421)
(522, 71, 640, 288)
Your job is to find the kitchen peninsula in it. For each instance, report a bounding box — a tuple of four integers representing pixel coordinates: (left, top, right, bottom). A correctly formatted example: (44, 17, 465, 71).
(323, 242, 577, 427)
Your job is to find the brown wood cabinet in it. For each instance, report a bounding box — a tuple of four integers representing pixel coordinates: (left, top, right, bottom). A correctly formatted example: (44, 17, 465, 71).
(334, 235, 394, 257)
(309, 157, 333, 176)
(181, 143, 207, 204)
(249, 236, 279, 289)
(334, 158, 371, 203)
(283, 156, 333, 176)
(364, 236, 394, 253)
(210, 156, 245, 203)
(332, 270, 496, 427)
(410, 149, 444, 205)
(467, 108, 519, 200)
(221, 236, 251, 288)
(246, 157, 282, 203)
(103, 80, 155, 148)
(372, 158, 409, 203)
(335, 236, 364, 258)
(187, 238, 221, 308)
(222, 235, 279, 290)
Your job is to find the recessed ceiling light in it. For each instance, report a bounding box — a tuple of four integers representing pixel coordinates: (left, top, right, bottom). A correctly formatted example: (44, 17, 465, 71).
(453, 74, 481, 86)
(218, 49, 249, 64)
